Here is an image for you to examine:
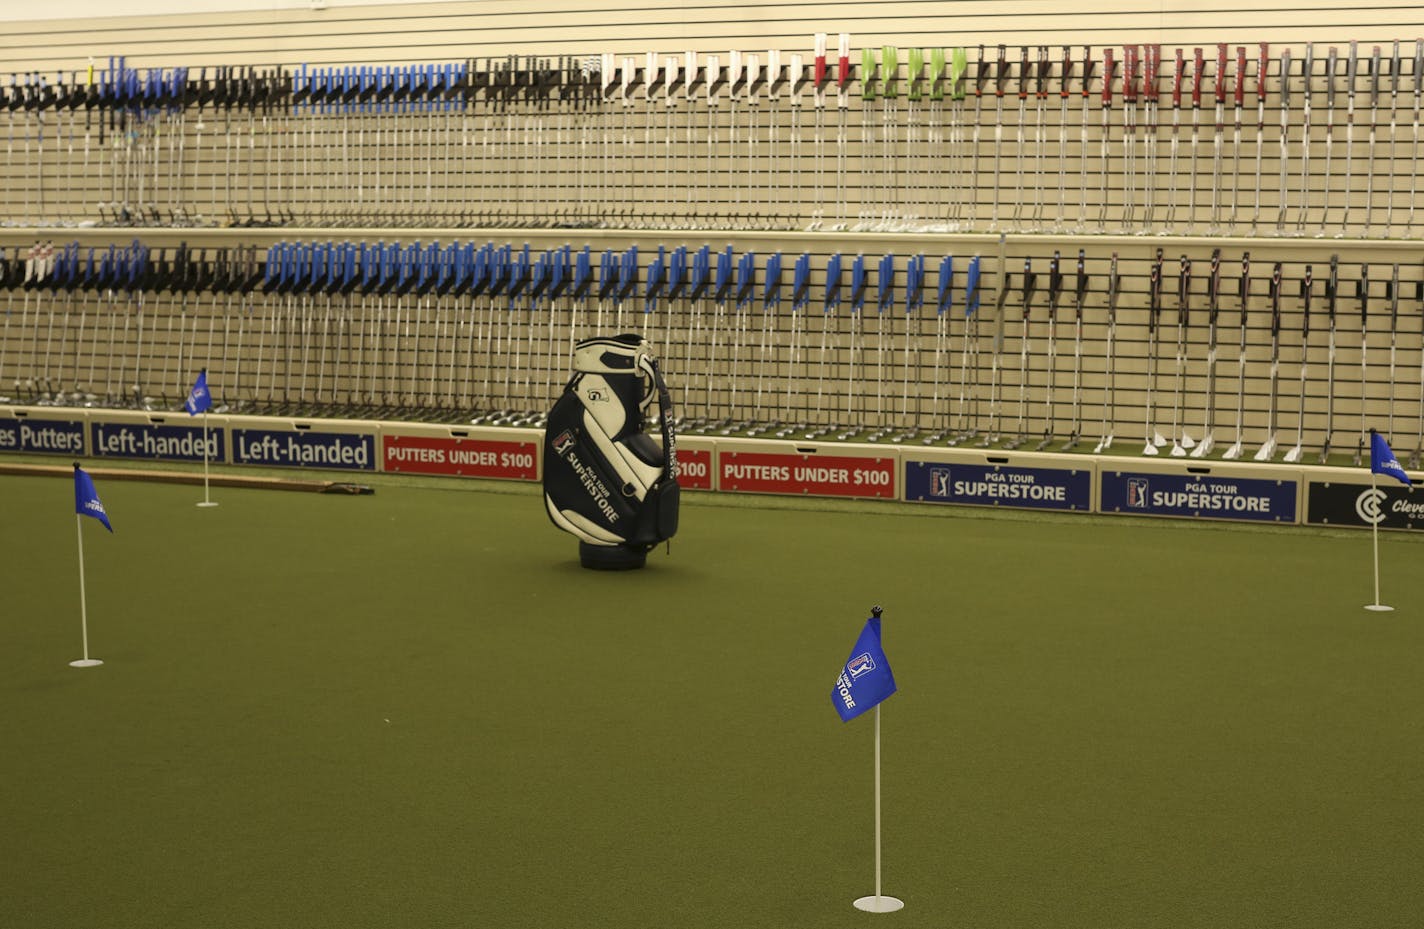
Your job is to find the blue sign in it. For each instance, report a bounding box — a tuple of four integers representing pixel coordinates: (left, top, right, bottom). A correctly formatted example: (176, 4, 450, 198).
(1101, 470, 1297, 522)
(0, 417, 86, 456)
(231, 428, 374, 471)
(905, 460, 1091, 511)
(91, 422, 224, 462)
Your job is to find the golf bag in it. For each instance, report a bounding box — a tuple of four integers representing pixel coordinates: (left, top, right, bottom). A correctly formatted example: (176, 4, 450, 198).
(543, 334, 680, 569)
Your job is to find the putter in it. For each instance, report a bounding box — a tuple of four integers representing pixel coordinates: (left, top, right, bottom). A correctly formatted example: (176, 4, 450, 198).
(1192, 249, 1223, 457)
(1223, 252, 1251, 460)
(1253, 261, 1284, 461)
(1093, 253, 1120, 453)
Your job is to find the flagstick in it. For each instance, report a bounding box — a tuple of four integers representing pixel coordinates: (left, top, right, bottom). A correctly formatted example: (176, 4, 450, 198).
(197, 409, 218, 507)
(70, 514, 103, 668)
(854, 702, 903, 913)
(1365, 471, 1393, 611)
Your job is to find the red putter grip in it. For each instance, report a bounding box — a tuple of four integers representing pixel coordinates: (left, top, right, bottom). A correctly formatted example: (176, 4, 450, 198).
(1172, 48, 1184, 106)
(1234, 47, 1246, 105)
(1215, 44, 1228, 102)
(1257, 43, 1269, 100)
(1191, 47, 1204, 105)
(1101, 47, 1115, 104)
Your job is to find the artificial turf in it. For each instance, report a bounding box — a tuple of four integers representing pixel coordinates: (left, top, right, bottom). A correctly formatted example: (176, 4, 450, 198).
(2, 466, 1422, 929)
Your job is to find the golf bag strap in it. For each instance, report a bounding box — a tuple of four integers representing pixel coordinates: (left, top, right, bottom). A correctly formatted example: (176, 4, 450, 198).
(651, 357, 678, 484)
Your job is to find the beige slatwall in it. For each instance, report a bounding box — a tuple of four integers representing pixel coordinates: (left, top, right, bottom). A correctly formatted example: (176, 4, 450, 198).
(1, 2, 1421, 461)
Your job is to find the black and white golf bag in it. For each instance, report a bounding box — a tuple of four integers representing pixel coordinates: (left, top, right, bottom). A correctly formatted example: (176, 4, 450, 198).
(543, 334, 679, 569)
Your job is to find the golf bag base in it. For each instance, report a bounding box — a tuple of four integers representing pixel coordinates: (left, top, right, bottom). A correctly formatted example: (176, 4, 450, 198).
(544, 334, 680, 570)
(579, 541, 648, 571)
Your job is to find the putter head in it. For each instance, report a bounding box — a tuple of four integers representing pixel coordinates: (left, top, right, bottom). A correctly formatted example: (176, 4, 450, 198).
(1152, 430, 1167, 447)
(1190, 435, 1214, 457)
(1283, 444, 1303, 463)
(1180, 433, 1196, 448)
(1170, 442, 1186, 457)
(1143, 441, 1159, 456)
(1253, 437, 1276, 461)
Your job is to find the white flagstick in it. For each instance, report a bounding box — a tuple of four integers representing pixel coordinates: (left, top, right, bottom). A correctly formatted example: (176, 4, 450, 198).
(70, 514, 102, 668)
(1364, 470, 1393, 611)
(853, 701, 903, 913)
(197, 409, 218, 507)
(854, 706, 899, 911)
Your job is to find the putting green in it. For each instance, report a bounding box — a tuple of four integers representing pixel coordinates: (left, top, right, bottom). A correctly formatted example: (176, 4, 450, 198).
(2, 464, 1421, 929)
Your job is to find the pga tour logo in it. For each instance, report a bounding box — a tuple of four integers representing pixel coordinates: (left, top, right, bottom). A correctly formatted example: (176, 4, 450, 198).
(552, 430, 576, 456)
(930, 467, 952, 497)
(847, 653, 876, 679)
(1126, 477, 1150, 508)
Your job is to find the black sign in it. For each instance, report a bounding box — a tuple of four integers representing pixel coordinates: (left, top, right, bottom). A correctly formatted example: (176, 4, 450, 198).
(1306, 480, 1424, 531)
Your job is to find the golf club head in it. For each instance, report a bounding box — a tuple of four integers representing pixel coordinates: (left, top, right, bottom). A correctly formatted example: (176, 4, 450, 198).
(1170, 442, 1186, 457)
(1283, 444, 1303, 463)
(1190, 435, 1214, 458)
(1143, 441, 1159, 456)
(1222, 440, 1243, 460)
(1253, 437, 1276, 461)
(1180, 432, 1196, 448)
(1152, 430, 1167, 447)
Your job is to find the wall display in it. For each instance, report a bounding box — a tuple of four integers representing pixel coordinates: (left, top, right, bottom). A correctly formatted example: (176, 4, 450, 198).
(3, 18, 1423, 474)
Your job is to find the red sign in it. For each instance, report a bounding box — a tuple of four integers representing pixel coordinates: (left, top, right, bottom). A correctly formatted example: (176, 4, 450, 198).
(718, 451, 896, 498)
(383, 434, 538, 480)
(674, 448, 713, 490)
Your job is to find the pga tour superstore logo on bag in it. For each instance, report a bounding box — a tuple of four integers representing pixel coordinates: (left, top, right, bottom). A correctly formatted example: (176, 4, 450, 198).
(1103, 471, 1297, 522)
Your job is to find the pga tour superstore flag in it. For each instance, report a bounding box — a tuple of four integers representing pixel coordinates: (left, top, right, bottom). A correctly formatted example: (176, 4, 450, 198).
(73, 464, 113, 532)
(832, 614, 897, 722)
(184, 369, 212, 415)
(1371, 432, 1413, 487)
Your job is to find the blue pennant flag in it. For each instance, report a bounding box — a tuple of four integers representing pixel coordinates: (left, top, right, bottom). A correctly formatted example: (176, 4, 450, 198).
(832, 613, 897, 723)
(184, 369, 212, 415)
(73, 464, 113, 533)
(1371, 431, 1412, 487)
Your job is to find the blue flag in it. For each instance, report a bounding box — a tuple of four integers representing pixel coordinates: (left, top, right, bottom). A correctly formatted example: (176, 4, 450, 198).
(832, 614, 897, 723)
(73, 465, 113, 533)
(1371, 431, 1412, 487)
(184, 369, 212, 415)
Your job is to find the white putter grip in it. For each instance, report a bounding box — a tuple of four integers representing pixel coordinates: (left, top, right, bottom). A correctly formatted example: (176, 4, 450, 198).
(707, 56, 721, 107)
(600, 52, 615, 97)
